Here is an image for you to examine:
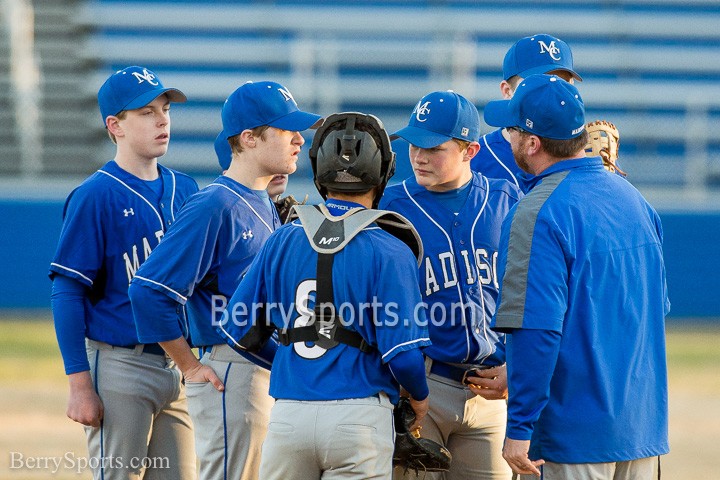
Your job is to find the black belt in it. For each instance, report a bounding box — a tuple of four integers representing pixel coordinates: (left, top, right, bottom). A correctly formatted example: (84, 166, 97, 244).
(117, 343, 166, 356)
(429, 361, 494, 384)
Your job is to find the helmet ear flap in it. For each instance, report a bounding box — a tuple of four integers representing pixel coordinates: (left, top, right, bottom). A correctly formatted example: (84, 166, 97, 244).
(309, 112, 395, 207)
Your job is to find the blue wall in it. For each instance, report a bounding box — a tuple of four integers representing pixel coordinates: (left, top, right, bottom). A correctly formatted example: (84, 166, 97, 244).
(1, 199, 717, 318)
(0, 200, 64, 309)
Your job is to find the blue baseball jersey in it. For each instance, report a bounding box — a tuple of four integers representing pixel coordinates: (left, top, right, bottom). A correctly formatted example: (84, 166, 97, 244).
(379, 172, 522, 365)
(471, 128, 533, 193)
(493, 156, 670, 463)
(49, 160, 199, 349)
(132, 175, 281, 350)
(217, 199, 431, 404)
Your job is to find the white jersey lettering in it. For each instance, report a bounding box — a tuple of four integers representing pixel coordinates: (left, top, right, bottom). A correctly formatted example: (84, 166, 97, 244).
(123, 231, 163, 283)
(423, 249, 498, 295)
(424, 257, 440, 296)
(460, 249, 475, 285)
(439, 252, 458, 289)
(123, 245, 141, 284)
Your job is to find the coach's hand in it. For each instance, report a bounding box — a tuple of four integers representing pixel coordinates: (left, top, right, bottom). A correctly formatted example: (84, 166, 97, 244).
(502, 438, 544, 476)
(466, 365, 508, 400)
(67, 371, 104, 427)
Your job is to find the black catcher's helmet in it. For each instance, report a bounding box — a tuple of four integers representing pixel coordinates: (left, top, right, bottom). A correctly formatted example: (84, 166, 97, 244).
(309, 112, 396, 208)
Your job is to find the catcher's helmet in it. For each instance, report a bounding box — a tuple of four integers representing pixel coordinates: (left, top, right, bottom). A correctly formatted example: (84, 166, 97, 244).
(309, 112, 395, 208)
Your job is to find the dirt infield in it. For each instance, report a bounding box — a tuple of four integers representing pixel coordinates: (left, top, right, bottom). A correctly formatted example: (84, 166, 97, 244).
(0, 318, 717, 479)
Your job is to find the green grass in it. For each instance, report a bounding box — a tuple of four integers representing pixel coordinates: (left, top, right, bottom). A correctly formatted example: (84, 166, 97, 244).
(0, 316, 718, 479)
(666, 324, 720, 367)
(0, 317, 718, 379)
(0, 320, 60, 358)
(0, 319, 65, 382)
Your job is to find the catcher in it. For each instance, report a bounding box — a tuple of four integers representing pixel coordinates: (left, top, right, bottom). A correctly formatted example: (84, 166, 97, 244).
(585, 120, 626, 176)
(215, 112, 439, 479)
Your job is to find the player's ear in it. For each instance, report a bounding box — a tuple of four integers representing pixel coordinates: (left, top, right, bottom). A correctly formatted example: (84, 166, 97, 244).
(239, 129, 257, 148)
(464, 142, 481, 162)
(106, 116, 124, 138)
(499, 80, 514, 100)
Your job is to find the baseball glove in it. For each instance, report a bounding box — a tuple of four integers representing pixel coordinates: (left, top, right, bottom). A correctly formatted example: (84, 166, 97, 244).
(393, 397, 452, 475)
(274, 194, 308, 224)
(585, 120, 626, 176)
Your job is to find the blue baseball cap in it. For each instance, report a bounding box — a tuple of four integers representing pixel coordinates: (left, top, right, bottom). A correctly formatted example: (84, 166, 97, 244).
(214, 131, 232, 171)
(391, 90, 480, 149)
(221, 81, 322, 138)
(503, 34, 582, 81)
(97, 66, 186, 126)
(484, 74, 585, 140)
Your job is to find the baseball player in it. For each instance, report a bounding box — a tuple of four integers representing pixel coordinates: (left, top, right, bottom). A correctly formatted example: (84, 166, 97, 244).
(214, 131, 289, 200)
(485, 74, 669, 479)
(379, 90, 522, 480)
(472, 34, 581, 192)
(128, 81, 321, 480)
(49, 66, 198, 479)
(216, 112, 431, 480)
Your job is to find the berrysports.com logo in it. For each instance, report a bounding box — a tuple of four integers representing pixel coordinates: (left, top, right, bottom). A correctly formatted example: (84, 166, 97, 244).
(210, 295, 488, 330)
(9, 452, 170, 475)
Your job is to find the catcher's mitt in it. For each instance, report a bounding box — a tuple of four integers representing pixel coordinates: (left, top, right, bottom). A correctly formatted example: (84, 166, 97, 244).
(393, 397, 451, 475)
(274, 194, 308, 224)
(585, 120, 626, 176)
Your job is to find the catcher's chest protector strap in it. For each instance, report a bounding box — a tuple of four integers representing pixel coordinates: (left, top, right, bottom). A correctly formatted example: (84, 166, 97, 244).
(278, 205, 424, 352)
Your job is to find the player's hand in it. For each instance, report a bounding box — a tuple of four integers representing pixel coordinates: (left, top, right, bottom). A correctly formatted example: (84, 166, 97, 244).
(408, 395, 429, 432)
(466, 365, 508, 400)
(67, 372, 104, 428)
(184, 363, 225, 392)
(502, 438, 544, 476)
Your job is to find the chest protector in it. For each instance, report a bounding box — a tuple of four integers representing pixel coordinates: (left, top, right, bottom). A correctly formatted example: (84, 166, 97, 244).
(236, 204, 422, 354)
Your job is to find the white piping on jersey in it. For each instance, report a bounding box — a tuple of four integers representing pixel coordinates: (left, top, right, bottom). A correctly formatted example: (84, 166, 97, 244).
(482, 135, 520, 189)
(133, 275, 188, 303)
(215, 323, 272, 368)
(207, 183, 273, 233)
(402, 180, 471, 363)
(51, 263, 93, 285)
(469, 175, 493, 363)
(382, 337, 431, 361)
(169, 170, 177, 221)
(98, 170, 164, 229)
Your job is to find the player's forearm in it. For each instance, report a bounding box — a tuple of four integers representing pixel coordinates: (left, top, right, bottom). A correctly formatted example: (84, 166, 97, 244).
(67, 370, 95, 392)
(51, 275, 91, 375)
(505, 328, 561, 440)
(388, 348, 429, 401)
(159, 337, 201, 375)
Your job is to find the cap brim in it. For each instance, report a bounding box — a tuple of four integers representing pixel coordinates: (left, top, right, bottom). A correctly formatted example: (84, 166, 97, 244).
(214, 131, 232, 171)
(124, 87, 187, 111)
(268, 110, 323, 132)
(390, 125, 452, 149)
(518, 64, 582, 82)
(483, 99, 516, 129)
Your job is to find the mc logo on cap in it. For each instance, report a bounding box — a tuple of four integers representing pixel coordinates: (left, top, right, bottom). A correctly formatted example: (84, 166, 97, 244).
(502, 33, 582, 82)
(392, 90, 481, 149)
(97, 66, 186, 126)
